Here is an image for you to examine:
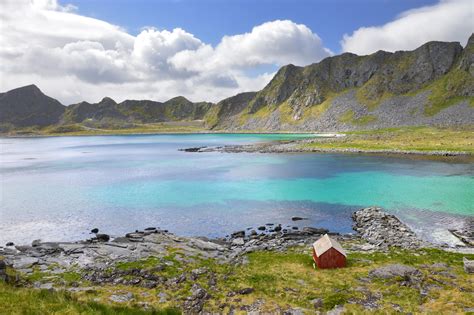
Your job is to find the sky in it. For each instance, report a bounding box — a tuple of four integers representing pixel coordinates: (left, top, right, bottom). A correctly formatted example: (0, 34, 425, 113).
(0, 0, 472, 104)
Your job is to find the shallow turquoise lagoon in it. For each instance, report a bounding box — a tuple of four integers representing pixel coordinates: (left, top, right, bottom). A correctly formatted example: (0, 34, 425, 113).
(0, 133, 473, 245)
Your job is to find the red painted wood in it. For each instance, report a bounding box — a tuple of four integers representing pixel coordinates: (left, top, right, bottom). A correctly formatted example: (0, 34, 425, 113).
(312, 247, 346, 269)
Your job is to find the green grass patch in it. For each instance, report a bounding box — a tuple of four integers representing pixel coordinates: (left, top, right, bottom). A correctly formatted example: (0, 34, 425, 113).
(301, 127, 474, 154)
(0, 282, 180, 315)
(423, 68, 474, 116)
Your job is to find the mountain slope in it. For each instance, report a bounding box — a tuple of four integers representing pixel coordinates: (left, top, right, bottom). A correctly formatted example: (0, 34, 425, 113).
(0, 85, 66, 131)
(212, 34, 473, 131)
(62, 96, 214, 128)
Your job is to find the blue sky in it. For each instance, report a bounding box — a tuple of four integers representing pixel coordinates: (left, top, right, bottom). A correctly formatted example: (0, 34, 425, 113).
(1, 0, 472, 103)
(68, 0, 439, 53)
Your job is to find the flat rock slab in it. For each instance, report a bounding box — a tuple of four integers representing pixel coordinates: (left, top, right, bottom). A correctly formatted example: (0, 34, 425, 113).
(12, 257, 39, 269)
(369, 264, 423, 283)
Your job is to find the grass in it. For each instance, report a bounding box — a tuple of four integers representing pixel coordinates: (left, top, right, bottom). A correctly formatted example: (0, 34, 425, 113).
(210, 246, 474, 313)
(301, 127, 474, 154)
(4, 121, 208, 136)
(339, 109, 377, 125)
(2, 243, 473, 314)
(0, 282, 180, 315)
(423, 68, 474, 116)
(355, 75, 393, 111)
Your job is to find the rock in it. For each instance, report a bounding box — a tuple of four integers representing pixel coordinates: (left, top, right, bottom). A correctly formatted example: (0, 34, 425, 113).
(463, 257, 474, 274)
(181, 146, 206, 152)
(0, 260, 7, 282)
(109, 292, 133, 303)
(250, 230, 257, 236)
(5, 242, 14, 247)
(257, 226, 266, 231)
(31, 239, 41, 247)
(301, 227, 328, 235)
(369, 264, 423, 286)
(191, 267, 208, 278)
(91, 228, 99, 234)
(34, 282, 53, 290)
(327, 305, 345, 315)
(291, 217, 308, 221)
(283, 308, 304, 315)
(231, 230, 245, 238)
(310, 298, 323, 309)
(12, 257, 38, 269)
(183, 284, 209, 313)
(157, 292, 168, 303)
(236, 287, 254, 295)
(430, 262, 448, 269)
(352, 207, 425, 249)
(232, 238, 245, 246)
(96, 234, 110, 242)
(292, 227, 299, 230)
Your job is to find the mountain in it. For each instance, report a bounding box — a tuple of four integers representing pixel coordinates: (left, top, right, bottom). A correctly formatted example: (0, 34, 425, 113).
(212, 34, 474, 131)
(1, 35, 473, 133)
(62, 96, 214, 128)
(0, 85, 65, 131)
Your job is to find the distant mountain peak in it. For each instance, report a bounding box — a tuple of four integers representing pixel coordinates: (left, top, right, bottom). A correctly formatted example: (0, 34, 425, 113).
(99, 97, 116, 104)
(7, 84, 42, 95)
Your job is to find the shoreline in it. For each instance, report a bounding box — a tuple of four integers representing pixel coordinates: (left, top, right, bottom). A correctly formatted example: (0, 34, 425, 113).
(0, 130, 336, 138)
(185, 141, 473, 159)
(1, 207, 473, 313)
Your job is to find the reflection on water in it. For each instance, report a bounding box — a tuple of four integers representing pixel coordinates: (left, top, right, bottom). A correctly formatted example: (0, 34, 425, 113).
(0, 134, 473, 245)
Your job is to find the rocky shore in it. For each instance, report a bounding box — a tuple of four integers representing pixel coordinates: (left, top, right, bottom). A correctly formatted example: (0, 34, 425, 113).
(1, 207, 473, 314)
(182, 140, 471, 157)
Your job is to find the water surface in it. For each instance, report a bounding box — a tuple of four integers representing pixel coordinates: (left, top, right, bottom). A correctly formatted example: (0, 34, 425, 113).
(1, 134, 473, 246)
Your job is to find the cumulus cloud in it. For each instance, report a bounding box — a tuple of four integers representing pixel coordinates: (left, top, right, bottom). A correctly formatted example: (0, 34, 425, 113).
(0, 1, 330, 104)
(170, 20, 332, 72)
(341, 0, 473, 55)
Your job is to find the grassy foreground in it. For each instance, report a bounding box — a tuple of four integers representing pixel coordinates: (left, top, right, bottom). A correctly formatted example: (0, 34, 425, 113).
(300, 127, 474, 154)
(1, 243, 473, 314)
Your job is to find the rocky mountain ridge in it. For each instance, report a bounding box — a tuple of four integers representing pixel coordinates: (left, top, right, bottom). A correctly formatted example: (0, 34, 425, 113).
(1, 35, 473, 133)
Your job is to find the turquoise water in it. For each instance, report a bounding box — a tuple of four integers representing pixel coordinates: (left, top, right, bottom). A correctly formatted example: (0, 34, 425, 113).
(0, 134, 473, 245)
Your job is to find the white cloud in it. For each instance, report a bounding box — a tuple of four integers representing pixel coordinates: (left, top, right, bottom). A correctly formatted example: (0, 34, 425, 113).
(0, 1, 330, 104)
(170, 20, 332, 73)
(341, 0, 473, 55)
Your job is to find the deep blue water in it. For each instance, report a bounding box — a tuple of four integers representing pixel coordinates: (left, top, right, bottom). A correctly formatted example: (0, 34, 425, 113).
(0, 134, 473, 246)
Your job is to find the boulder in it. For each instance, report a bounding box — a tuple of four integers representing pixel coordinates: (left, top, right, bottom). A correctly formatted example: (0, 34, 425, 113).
(232, 238, 245, 246)
(291, 217, 308, 221)
(90, 228, 99, 234)
(231, 230, 245, 238)
(109, 292, 133, 303)
(310, 298, 323, 309)
(302, 227, 328, 235)
(96, 234, 110, 242)
(463, 257, 474, 274)
(236, 287, 254, 295)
